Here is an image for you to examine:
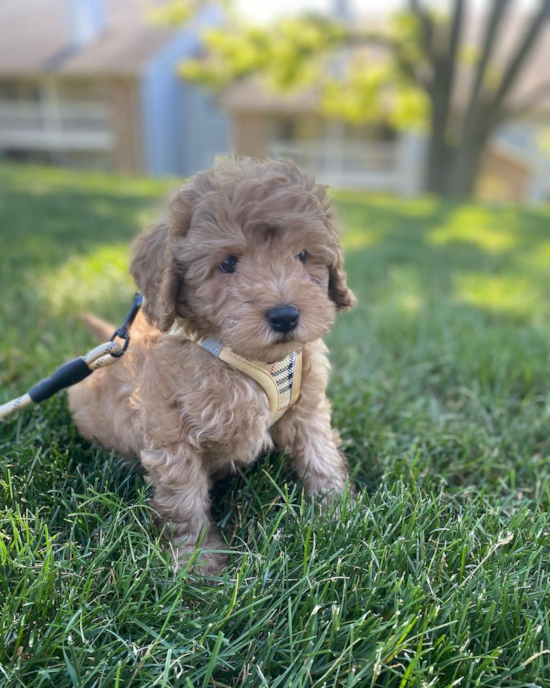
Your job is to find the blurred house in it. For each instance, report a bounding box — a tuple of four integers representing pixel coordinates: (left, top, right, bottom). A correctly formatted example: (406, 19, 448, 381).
(2, 0, 549, 205)
(223, 82, 425, 197)
(0, 0, 229, 176)
(223, 81, 550, 205)
(222, 13, 550, 204)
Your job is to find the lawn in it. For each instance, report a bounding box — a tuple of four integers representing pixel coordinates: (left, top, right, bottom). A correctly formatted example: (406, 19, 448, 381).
(0, 164, 549, 687)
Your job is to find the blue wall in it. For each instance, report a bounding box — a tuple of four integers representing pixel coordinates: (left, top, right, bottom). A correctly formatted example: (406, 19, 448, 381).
(141, 6, 230, 177)
(68, 0, 105, 48)
(180, 85, 231, 174)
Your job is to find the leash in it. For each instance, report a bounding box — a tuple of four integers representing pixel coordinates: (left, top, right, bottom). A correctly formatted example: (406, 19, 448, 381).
(0, 293, 143, 421)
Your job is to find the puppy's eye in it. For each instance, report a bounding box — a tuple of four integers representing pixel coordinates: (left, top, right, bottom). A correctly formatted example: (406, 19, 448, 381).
(297, 250, 307, 264)
(219, 256, 239, 274)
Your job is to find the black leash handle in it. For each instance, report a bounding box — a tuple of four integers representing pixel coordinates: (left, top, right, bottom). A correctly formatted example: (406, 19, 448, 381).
(29, 358, 94, 403)
(0, 293, 143, 418)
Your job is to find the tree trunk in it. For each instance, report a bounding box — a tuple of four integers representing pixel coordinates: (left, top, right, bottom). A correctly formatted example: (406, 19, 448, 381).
(449, 0, 510, 195)
(424, 82, 454, 194)
(447, 121, 489, 197)
(421, 0, 464, 195)
(449, 142, 484, 197)
(425, 131, 452, 194)
(447, 123, 491, 198)
(445, 0, 550, 198)
(421, 0, 550, 199)
(425, 119, 491, 198)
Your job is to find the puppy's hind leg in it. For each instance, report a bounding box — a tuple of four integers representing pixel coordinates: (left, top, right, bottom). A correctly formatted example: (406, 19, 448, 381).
(141, 443, 227, 576)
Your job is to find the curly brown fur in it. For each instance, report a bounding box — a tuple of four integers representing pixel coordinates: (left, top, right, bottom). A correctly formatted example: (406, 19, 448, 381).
(69, 157, 356, 576)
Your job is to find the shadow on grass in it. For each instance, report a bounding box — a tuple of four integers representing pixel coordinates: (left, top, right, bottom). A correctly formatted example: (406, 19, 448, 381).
(0, 166, 172, 275)
(337, 194, 550, 291)
(0, 166, 175, 381)
(325, 195, 550, 500)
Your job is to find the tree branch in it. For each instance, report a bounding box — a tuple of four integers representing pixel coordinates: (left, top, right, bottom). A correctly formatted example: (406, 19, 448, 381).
(351, 32, 429, 91)
(450, 0, 510, 187)
(500, 80, 550, 121)
(488, 0, 550, 123)
(442, 0, 465, 109)
(409, 0, 434, 64)
(447, 0, 465, 68)
(466, 0, 511, 105)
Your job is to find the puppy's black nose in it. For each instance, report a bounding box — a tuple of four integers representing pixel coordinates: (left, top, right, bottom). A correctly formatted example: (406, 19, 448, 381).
(266, 305, 300, 334)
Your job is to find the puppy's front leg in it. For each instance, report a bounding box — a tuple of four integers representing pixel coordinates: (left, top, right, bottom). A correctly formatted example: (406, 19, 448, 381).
(141, 443, 226, 575)
(272, 393, 350, 505)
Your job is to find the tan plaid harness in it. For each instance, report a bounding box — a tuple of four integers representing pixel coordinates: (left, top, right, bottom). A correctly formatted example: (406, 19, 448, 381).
(171, 329, 302, 425)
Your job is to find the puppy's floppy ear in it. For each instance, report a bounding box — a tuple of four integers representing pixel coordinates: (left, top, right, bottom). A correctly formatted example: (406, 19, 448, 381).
(315, 186, 356, 311)
(130, 185, 197, 331)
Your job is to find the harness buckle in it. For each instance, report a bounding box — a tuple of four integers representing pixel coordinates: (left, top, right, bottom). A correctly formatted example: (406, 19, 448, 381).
(109, 328, 130, 357)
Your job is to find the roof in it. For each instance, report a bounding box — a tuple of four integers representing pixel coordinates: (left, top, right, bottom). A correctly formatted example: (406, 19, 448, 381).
(224, 12, 550, 117)
(0, 0, 177, 78)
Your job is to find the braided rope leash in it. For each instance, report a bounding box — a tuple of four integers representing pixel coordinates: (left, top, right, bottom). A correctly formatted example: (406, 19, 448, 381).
(0, 294, 143, 421)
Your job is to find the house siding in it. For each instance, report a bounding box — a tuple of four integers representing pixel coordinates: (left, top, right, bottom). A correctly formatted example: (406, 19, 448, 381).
(233, 113, 272, 159)
(0, 75, 115, 167)
(477, 148, 532, 203)
(109, 77, 143, 173)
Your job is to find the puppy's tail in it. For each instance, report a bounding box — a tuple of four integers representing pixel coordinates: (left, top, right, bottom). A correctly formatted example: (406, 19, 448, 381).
(79, 313, 115, 342)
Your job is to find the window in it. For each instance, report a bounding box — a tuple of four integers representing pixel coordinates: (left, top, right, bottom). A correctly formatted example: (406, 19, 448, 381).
(274, 118, 297, 142)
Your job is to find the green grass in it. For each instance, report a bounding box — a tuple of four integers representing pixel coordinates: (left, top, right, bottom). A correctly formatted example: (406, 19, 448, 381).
(1, 164, 549, 687)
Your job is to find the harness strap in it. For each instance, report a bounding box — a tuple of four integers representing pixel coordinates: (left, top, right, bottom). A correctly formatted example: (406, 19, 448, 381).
(172, 331, 302, 425)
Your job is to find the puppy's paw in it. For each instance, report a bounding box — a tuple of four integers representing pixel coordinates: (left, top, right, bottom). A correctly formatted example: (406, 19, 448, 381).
(306, 476, 344, 499)
(170, 533, 228, 576)
(306, 477, 354, 515)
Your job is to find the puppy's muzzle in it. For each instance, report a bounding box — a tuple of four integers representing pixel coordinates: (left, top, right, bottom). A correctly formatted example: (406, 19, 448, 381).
(266, 305, 300, 334)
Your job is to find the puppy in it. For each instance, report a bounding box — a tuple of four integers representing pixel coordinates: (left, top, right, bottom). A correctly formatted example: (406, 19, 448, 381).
(69, 157, 355, 575)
